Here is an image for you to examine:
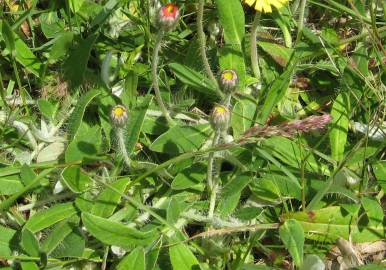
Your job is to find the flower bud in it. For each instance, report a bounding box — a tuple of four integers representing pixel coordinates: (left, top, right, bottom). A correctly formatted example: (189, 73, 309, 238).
(211, 104, 231, 131)
(111, 105, 128, 127)
(157, 3, 180, 32)
(219, 70, 239, 92)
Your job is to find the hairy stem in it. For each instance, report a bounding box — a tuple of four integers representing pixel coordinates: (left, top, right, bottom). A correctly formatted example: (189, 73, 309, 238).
(207, 130, 221, 219)
(151, 31, 175, 126)
(295, 0, 307, 45)
(250, 12, 261, 81)
(197, 0, 219, 88)
(116, 127, 131, 167)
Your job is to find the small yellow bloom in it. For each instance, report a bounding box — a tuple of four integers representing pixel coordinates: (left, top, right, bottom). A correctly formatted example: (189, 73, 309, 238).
(211, 104, 231, 131)
(111, 105, 128, 126)
(243, 0, 289, 13)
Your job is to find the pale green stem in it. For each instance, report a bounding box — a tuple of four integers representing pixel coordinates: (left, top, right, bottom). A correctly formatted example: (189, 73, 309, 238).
(250, 12, 261, 81)
(295, 0, 307, 45)
(116, 127, 131, 167)
(151, 31, 175, 126)
(207, 130, 221, 219)
(197, 0, 218, 86)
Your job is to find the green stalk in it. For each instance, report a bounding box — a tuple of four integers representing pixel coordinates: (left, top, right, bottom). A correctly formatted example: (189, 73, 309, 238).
(116, 127, 131, 167)
(295, 0, 307, 45)
(207, 130, 221, 219)
(151, 31, 175, 126)
(0, 69, 9, 109)
(11, 59, 30, 117)
(197, 0, 218, 86)
(250, 12, 261, 81)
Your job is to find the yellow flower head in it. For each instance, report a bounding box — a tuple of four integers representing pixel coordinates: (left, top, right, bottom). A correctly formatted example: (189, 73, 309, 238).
(211, 104, 231, 131)
(243, 0, 289, 13)
(111, 105, 128, 127)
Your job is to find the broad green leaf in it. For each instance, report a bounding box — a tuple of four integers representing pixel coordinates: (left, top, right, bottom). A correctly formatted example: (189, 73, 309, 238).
(150, 124, 212, 155)
(263, 136, 330, 176)
(125, 96, 152, 156)
(42, 217, 80, 255)
(329, 93, 350, 162)
(91, 178, 129, 218)
(171, 163, 206, 191)
(0, 225, 16, 257)
(372, 161, 386, 191)
(64, 34, 98, 88)
(257, 41, 293, 67)
(82, 213, 158, 249)
(61, 165, 92, 193)
(49, 31, 74, 61)
(1, 20, 16, 56)
(117, 247, 146, 270)
(231, 99, 258, 138)
(216, 0, 246, 90)
(20, 262, 39, 270)
(122, 70, 139, 109)
(67, 89, 101, 139)
(0, 175, 24, 195)
(279, 219, 304, 268)
(50, 229, 85, 258)
(215, 0, 244, 45)
(282, 206, 385, 243)
(169, 243, 201, 270)
(146, 239, 162, 270)
(65, 124, 102, 162)
(25, 203, 78, 233)
(169, 63, 220, 98)
(21, 229, 40, 257)
(69, 0, 85, 13)
(300, 254, 325, 270)
(90, 0, 120, 28)
(0, 21, 43, 76)
(361, 197, 384, 227)
(217, 174, 251, 217)
(257, 62, 296, 124)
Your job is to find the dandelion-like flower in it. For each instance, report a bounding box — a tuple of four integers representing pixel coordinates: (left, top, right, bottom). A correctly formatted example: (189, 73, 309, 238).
(157, 3, 180, 32)
(219, 70, 239, 93)
(243, 0, 289, 13)
(211, 104, 231, 131)
(111, 105, 128, 127)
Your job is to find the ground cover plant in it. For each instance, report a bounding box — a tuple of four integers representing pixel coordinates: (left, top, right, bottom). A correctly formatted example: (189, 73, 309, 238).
(0, 0, 385, 269)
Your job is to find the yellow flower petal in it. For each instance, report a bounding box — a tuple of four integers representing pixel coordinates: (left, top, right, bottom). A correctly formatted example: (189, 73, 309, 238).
(243, 0, 289, 13)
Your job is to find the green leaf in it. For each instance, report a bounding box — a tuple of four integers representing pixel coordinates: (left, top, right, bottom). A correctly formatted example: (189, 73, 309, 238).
(49, 31, 74, 61)
(67, 89, 101, 139)
(282, 206, 385, 243)
(117, 247, 146, 270)
(125, 96, 152, 156)
(25, 203, 78, 233)
(50, 229, 85, 258)
(69, 0, 85, 13)
(91, 178, 129, 218)
(329, 92, 350, 162)
(216, 0, 246, 90)
(171, 163, 206, 191)
(169, 243, 201, 270)
(231, 99, 258, 138)
(150, 124, 212, 155)
(263, 136, 330, 176)
(20, 262, 39, 270)
(82, 213, 158, 249)
(169, 63, 220, 98)
(65, 124, 102, 162)
(257, 41, 293, 67)
(0, 175, 24, 195)
(0, 225, 16, 257)
(257, 62, 296, 124)
(215, 0, 244, 45)
(361, 197, 384, 227)
(21, 229, 40, 257)
(217, 174, 251, 217)
(122, 70, 139, 109)
(41, 217, 80, 255)
(64, 34, 98, 88)
(300, 254, 325, 270)
(372, 161, 386, 191)
(61, 165, 92, 193)
(279, 219, 304, 268)
(1, 20, 16, 56)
